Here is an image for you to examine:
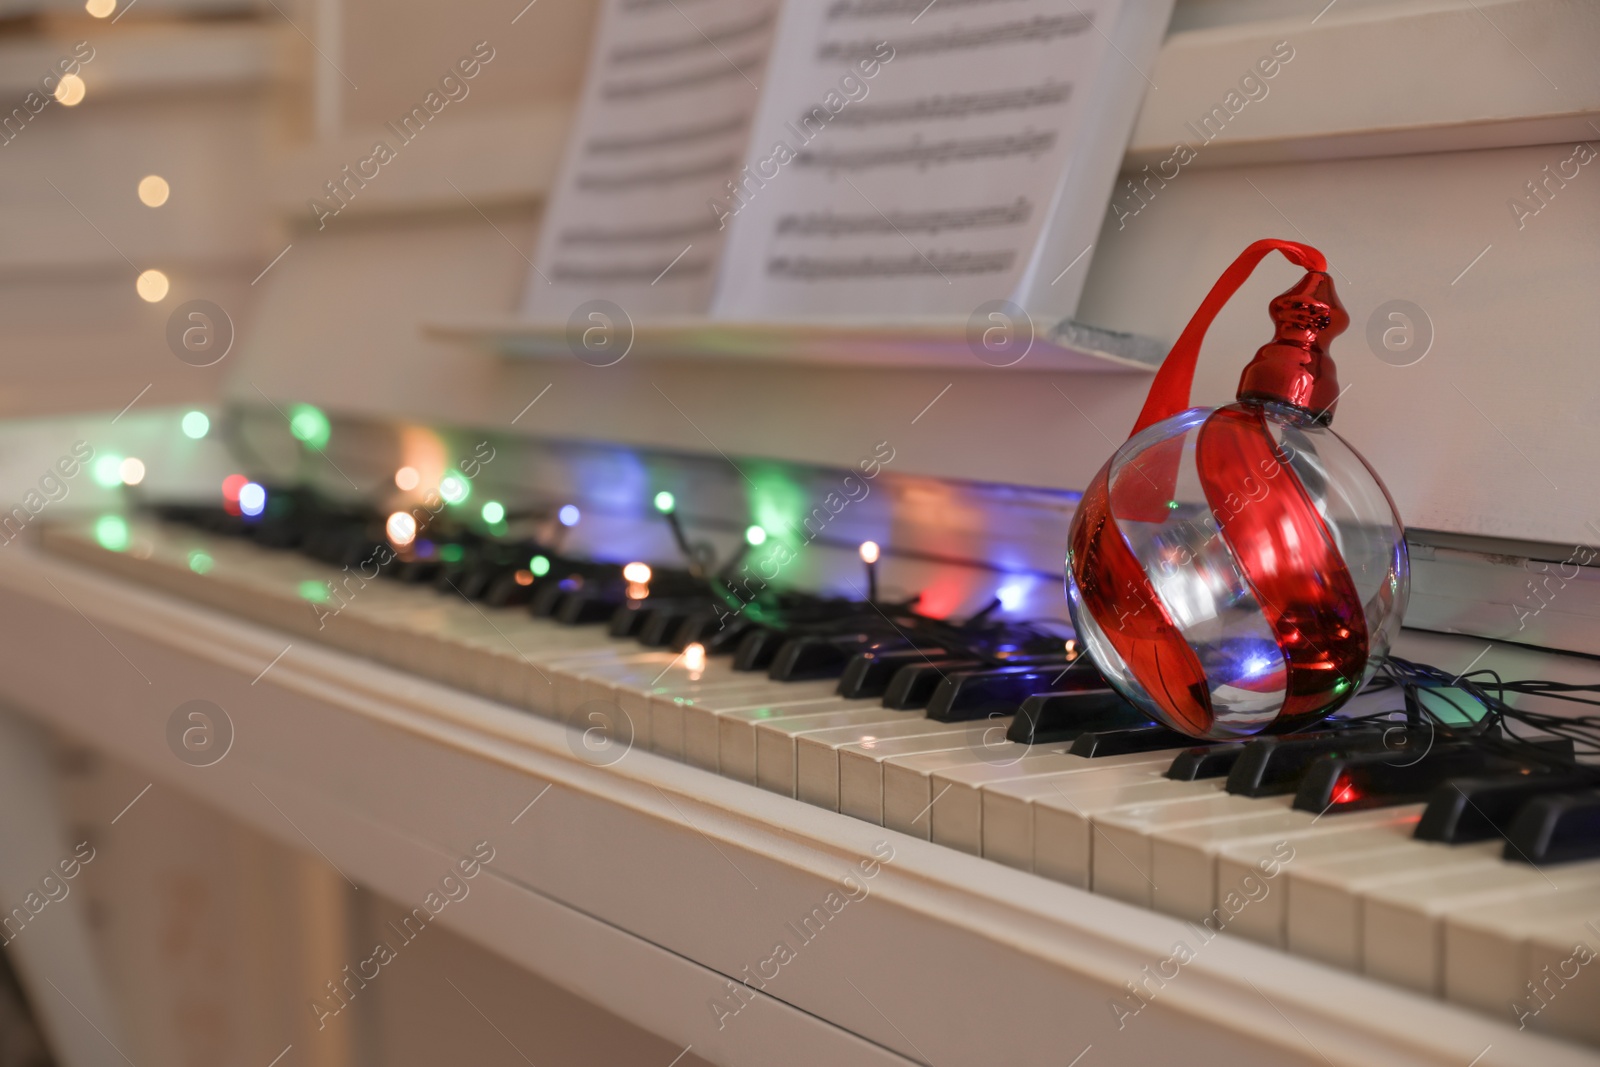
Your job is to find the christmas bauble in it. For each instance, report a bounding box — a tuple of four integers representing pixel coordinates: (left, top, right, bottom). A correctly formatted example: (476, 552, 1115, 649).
(1066, 241, 1409, 740)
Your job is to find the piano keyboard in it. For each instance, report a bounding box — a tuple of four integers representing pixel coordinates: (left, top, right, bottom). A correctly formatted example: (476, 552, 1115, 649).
(40, 516, 1600, 1049)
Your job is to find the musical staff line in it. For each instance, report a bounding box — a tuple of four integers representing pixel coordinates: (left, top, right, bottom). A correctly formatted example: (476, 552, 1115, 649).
(796, 130, 1055, 171)
(825, 0, 1022, 21)
(826, 81, 1071, 127)
(610, 10, 772, 63)
(818, 14, 1089, 63)
(561, 217, 726, 246)
(768, 249, 1014, 279)
(775, 197, 1032, 237)
(602, 54, 766, 100)
(552, 259, 713, 283)
(587, 114, 748, 155)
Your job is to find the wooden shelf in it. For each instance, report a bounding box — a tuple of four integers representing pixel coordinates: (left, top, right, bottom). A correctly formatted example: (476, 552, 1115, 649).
(424, 316, 1164, 373)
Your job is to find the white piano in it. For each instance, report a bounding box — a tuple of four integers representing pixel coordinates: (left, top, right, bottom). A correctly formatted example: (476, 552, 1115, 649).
(1, 1, 1598, 1065)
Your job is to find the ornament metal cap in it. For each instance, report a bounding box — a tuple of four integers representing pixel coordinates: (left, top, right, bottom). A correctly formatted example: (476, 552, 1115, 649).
(1236, 270, 1348, 422)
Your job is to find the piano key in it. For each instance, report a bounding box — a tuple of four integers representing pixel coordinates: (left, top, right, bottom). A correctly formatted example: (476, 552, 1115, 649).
(767, 634, 887, 682)
(749, 706, 921, 797)
(1147, 803, 1419, 925)
(681, 687, 844, 771)
(1285, 840, 1505, 971)
(1069, 725, 1205, 757)
(1004, 689, 1150, 745)
(923, 663, 1076, 723)
(837, 727, 995, 825)
(1089, 784, 1299, 906)
(554, 651, 680, 720)
(636, 600, 711, 646)
(1165, 744, 1247, 781)
(1214, 821, 1428, 948)
(796, 719, 985, 811)
(1361, 859, 1600, 996)
(880, 659, 981, 709)
(555, 589, 625, 625)
(1296, 739, 1577, 814)
(930, 750, 1176, 856)
(1225, 728, 1388, 796)
(1444, 885, 1600, 1017)
(1504, 790, 1600, 865)
(836, 646, 950, 699)
(1415, 771, 1598, 844)
(883, 743, 1109, 840)
(1515, 906, 1600, 1043)
(714, 698, 866, 783)
(668, 685, 841, 769)
(731, 627, 786, 670)
(1006, 762, 1245, 889)
(976, 763, 1171, 872)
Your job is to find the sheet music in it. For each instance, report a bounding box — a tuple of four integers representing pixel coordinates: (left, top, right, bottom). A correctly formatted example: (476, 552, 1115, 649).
(711, 0, 1140, 322)
(521, 0, 779, 319)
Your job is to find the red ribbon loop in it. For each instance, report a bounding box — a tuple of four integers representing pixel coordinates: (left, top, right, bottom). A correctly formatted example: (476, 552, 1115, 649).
(1130, 239, 1326, 438)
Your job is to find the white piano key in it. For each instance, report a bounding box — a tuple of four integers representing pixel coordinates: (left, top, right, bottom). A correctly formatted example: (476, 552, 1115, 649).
(1215, 821, 1425, 948)
(796, 718, 980, 812)
(749, 706, 919, 798)
(979, 762, 1171, 872)
(1520, 908, 1600, 1044)
(1148, 802, 1416, 924)
(560, 653, 680, 721)
(1446, 885, 1600, 1016)
(1285, 840, 1504, 971)
(680, 686, 842, 774)
(1363, 859, 1600, 996)
(1089, 784, 1280, 906)
(932, 752, 1177, 857)
(713, 698, 863, 783)
(1031, 774, 1246, 890)
(838, 728, 994, 825)
(646, 683, 836, 765)
(883, 742, 1171, 844)
(609, 675, 782, 756)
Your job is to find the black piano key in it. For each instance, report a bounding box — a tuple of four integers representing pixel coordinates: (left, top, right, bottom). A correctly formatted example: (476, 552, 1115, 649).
(769, 634, 894, 683)
(1005, 689, 1152, 745)
(530, 580, 569, 617)
(396, 559, 441, 584)
(483, 569, 535, 607)
(881, 660, 982, 710)
(555, 590, 623, 625)
(1504, 791, 1600, 865)
(1297, 737, 1579, 814)
(838, 647, 950, 699)
(924, 663, 1078, 723)
(673, 606, 730, 648)
(609, 601, 652, 638)
(1166, 744, 1249, 781)
(638, 601, 707, 647)
(1225, 729, 1388, 797)
(1293, 743, 1484, 813)
(732, 628, 787, 671)
(1415, 771, 1599, 844)
(1069, 725, 1202, 758)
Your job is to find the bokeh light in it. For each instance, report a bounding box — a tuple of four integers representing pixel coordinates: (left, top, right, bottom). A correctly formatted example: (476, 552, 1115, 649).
(136, 269, 169, 302)
(238, 482, 266, 517)
(137, 175, 169, 207)
(386, 511, 417, 546)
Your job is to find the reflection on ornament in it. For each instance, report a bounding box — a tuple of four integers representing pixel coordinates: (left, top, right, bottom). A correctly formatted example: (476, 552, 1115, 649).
(1066, 240, 1409, 740)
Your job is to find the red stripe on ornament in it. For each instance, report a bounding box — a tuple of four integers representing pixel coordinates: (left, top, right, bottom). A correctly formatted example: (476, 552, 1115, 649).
(1070, 460, 1214, 736)
(1194, 405, 1369, 726)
